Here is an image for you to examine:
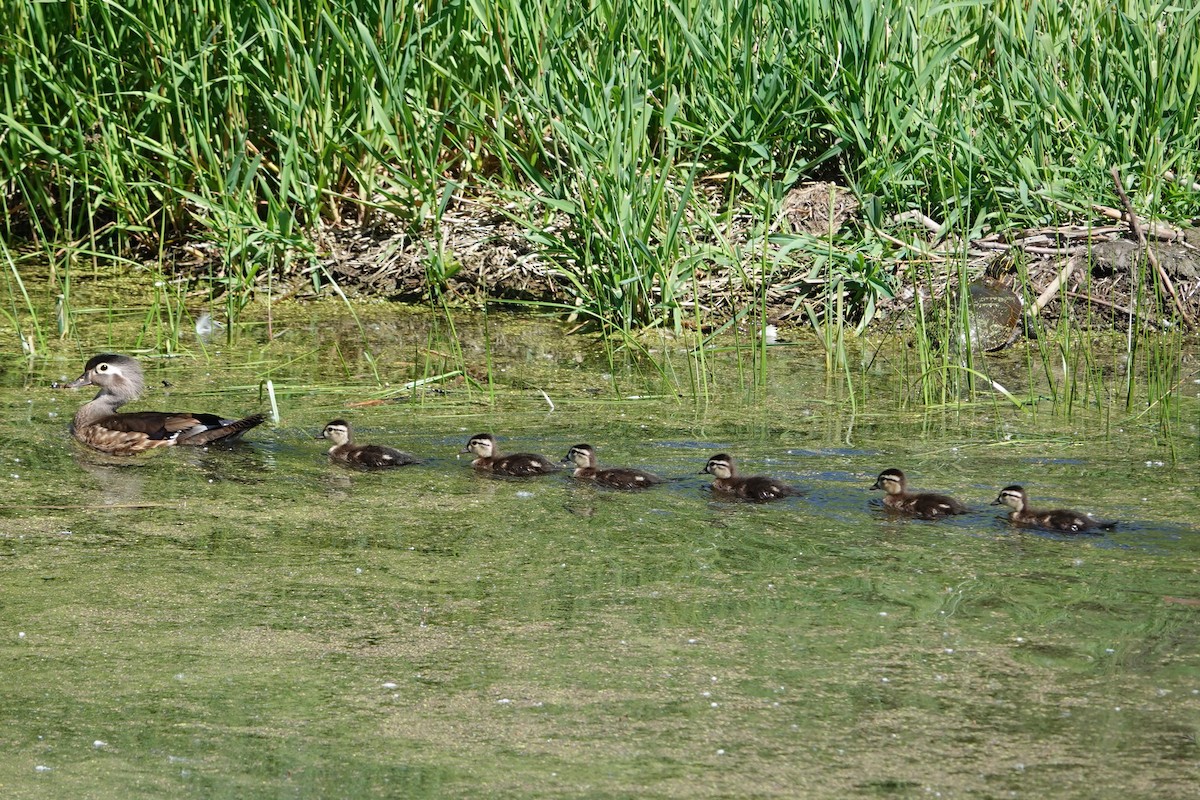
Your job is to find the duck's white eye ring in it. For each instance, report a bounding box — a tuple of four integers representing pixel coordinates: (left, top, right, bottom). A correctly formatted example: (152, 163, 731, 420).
(98, 363, 109, 372)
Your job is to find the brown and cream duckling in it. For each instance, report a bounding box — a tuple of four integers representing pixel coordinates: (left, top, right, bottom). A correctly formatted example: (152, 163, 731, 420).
(64, 353, 264, 456)
(563, 444, 664, 490)
(318, 420, 420, 469)
(462, 433, 559, 477)
(871, 468, 968, 519)
(701, 453, 800, 502)
(992, 485, 1116, 533)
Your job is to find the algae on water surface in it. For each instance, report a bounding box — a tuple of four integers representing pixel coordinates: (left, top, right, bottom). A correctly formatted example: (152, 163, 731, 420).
(1, 304, 1198, 798)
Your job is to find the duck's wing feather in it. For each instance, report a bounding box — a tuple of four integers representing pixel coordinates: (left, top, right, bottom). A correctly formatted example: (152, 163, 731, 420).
(96, 410, 265, 445)
(920, 492, 969, 517)
(595, 468, 664, 490)
(743, 476, 801, 502)
(496, 453, 559, 476)
(176, 413, 265, 445)
(348, 444, 421, 468)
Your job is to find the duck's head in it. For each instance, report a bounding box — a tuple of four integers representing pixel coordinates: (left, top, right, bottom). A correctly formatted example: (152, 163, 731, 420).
(463, 433, 496, 458)
(318, 420, 352, 447)
(992, 485, 1027, 511)
(701, 454, 735, 479)
(65, 354, 146, 400)
(564, 444, 596, 468)
(871, 469, 906, 494)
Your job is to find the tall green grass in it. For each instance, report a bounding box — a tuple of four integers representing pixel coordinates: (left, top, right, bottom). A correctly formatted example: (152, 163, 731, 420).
(4, 0, 1197, 323)
(1, 0, 1197, 414)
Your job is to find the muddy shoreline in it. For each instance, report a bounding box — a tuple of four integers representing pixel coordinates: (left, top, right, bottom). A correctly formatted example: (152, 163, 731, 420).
(168, 184, 1200, 337)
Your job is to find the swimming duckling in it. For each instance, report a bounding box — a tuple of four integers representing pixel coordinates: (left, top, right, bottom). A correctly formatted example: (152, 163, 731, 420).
(870, 468, 968, 519)
(318, 420, 420, 469)
(64, 353, 264, 456)
(462, 433, 559, 476)
(563, 444, 663, 490)
(992, 485, 1116, 533)
(701, 453, 800, 502)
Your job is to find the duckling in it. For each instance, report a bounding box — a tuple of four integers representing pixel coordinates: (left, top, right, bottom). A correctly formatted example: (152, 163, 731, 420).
(870, 468, 968, 518)
(563, 444, 663, 490)
(992, 485, 1116, 533)
(701, 453, 799, 502)
(64, 353, 264, 456)
(462, 433, 559, 476)
(318, 420, 420, 469)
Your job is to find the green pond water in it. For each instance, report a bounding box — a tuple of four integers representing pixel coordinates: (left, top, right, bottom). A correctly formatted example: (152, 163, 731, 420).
(1, 301, 1199, 798)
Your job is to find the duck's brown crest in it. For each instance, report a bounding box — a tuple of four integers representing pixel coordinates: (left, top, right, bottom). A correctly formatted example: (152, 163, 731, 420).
(84, 353, 131, 371)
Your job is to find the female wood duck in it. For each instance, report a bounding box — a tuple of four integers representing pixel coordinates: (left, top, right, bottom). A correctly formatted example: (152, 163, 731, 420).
(318, 420, 420, 469)
(992, 485, 1116, 533)
(64, 353, 264, 456)
(701, 454, 799, 502)
(462, 433, 559, 476)
(563, 444, 663, 490)
(870, 468, 968, 518)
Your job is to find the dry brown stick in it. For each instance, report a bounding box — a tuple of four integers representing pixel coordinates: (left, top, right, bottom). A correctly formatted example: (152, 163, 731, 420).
(1090, 203, 1181, 241)
(1025, 245, 1086, 256)
(890, 210, 943, 234)
(1064, 290, 1160, 329)
(1033, 259, 1077, 316)
(872, 228, 948, 261)
(1109, 167, 1194, 328)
